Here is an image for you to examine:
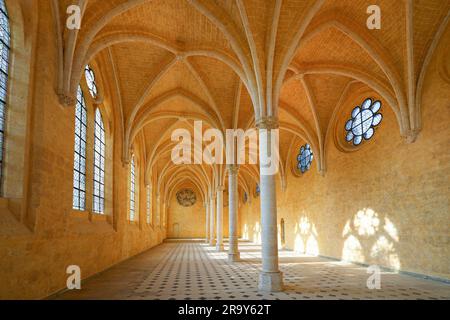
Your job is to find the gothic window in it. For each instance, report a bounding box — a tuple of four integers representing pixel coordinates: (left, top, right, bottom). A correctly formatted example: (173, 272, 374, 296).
(129, 156, 136, 221)
(84, 65, 98, 99)
(0, 0, 9, 191)
(255, 184, 260, 197)
(73, 87, 87, 210)
(297, 144, 313, 173)
(345, 98, 383, 146)
(93, 109, 105, 214)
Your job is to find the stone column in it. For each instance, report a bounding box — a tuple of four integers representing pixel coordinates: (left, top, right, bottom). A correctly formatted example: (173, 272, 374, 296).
(227, 165, 240, 262)
(205, 201, 210, 243)
(216, 186, 225, 251)
(257, 117, 283, 292)
(209, 194, 216, 246)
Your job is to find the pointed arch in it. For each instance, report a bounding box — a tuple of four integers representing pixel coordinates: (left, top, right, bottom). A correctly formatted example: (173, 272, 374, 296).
(93, 108, 106, 214)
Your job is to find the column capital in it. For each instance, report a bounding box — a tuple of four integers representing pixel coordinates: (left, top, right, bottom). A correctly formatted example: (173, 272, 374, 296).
(403, 128, 420, 143)
(217, 185, 225, 192)
(58, 91, 76, 107)
(256, 116, 279, 130)
(227, 164, 239, 175)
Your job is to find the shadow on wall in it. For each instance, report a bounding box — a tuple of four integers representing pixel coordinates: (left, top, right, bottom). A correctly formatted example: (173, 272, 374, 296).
(342, 208, 401, 270)
(293, 216, 320, 256)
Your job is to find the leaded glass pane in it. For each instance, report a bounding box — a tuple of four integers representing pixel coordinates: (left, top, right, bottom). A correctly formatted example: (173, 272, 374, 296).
(73, 86, 87, 210)
(85, 65, 98, 99)
(130, 157, 136, 221)
(345, 99, 383, 146)
(297, 144, 313, 174)
(93, 109, 106, 214)
(0, 1, 9, 194)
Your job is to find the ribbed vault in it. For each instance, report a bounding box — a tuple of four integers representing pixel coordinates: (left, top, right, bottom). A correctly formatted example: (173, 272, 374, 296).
(51, 0, 450, 211)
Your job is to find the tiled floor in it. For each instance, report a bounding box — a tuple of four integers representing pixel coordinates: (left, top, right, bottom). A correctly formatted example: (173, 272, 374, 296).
(53, 241, 450, 300)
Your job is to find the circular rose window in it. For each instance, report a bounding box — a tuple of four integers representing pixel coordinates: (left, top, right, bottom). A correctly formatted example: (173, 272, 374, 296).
(176, 189, 196, 207)
(345, 98, 383, 146)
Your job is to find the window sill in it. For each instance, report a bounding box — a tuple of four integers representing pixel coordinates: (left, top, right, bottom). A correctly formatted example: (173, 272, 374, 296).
(91, 212, 107, 222)
(70, 210, 108, 223)
(70, 210, 89, 219)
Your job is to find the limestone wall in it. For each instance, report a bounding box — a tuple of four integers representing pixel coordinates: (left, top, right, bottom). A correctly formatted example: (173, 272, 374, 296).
(0, 3, 166, 299)
(167, 193, 231, 239)
(240, 45, 450, 281)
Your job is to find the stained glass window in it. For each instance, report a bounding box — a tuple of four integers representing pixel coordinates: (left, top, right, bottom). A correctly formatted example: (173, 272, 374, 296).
(129, 156, 136, 221)
(297, 144, 313, 173)
(93, 109, 105, 214)
(0, 0, 9, 192)
(256, 184, 260, 197)
(84, 65, 98, 99)
(73, 86, 87, 210)
(345, 98, 383, 146)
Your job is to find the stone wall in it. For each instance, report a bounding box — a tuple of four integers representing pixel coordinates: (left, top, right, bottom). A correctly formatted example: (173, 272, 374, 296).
(240, 47, 450, 281)
(167, 193, 231, 239)
(0, 2, 166, 299)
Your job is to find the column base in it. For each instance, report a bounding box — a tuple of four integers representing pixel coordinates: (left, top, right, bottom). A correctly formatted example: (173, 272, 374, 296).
(258, 271, 283, 292)
(228, 252, 240, 262)
(209, 239, 216, 246)
(216, 243, 224, 251)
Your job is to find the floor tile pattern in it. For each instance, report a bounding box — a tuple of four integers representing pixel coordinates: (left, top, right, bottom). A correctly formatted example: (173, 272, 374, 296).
(54, 241, 450, 300)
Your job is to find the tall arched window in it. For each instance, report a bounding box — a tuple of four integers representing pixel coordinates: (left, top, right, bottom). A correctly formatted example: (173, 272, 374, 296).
(84, 65, 98, 99)
(129, 156, 136, 221)
(73, 86, 88, 210)
(0, 0, 10, 191)
(93, 109, 105, 214)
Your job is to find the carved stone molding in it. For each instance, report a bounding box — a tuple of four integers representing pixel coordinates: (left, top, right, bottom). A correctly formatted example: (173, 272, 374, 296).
(57, 91, 76, 107)
(403, 129, 420, 144)
(227, 164, 239, 175)
(256, 116, 279, 130)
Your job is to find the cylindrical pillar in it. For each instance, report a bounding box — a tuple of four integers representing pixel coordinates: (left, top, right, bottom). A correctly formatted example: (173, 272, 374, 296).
(257, 117, 283, 292)
(205, 201, 210, 243)
(209, 194, 216, 246)
(216, 186, 224, 251)
(228, 165, 240, 261)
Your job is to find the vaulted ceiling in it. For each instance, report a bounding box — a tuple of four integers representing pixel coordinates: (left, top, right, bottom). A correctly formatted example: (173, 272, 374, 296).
(51, 0, 450, 205)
